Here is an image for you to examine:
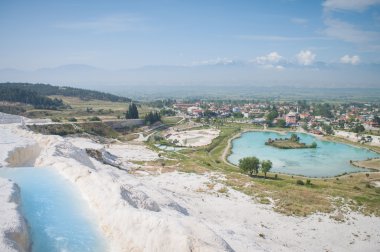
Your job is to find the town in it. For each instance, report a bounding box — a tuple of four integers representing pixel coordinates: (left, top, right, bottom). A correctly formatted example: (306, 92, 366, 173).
(173, 100, 380, 137)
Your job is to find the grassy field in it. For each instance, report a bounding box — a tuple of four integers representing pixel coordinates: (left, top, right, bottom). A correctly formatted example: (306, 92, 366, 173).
(151, 122, 380, 217)
(19, 95, 153, 123)
(161, 116, 183, 125)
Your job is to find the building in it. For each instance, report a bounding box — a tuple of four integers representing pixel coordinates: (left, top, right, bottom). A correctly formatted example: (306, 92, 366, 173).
(187, 106, 203, 116)
(285, 111, 297, 125)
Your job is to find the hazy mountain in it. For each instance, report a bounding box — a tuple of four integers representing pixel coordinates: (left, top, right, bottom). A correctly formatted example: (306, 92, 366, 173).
(0, 63, 379, 90)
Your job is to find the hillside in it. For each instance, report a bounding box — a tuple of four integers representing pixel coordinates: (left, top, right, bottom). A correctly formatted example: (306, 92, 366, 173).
(0, 86, 66, 110)
(0, 83, 131, 103)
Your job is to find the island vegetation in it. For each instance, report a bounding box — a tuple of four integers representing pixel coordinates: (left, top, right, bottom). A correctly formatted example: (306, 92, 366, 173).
(265, 133, 317, 149)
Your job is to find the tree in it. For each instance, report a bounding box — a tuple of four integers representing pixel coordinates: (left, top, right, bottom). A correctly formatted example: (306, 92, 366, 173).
(126, 103, 139, 119)
(301, 123, 308, 131)
(144, 111, 161, 125)
(290, 133, 299, 142)
(276, 119, 286, 128)
(261, 160, 272, 178)
(233, 112, 244, 118)
(266, 109, 278, 123)
(321, 123, 334, 135)
(239, 157, 260, 176)
(352, 124, 365, 133)
(313, 103, 333, 118)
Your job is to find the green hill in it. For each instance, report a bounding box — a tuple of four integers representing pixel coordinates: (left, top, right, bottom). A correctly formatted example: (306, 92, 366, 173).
(0, 82, 131, 103)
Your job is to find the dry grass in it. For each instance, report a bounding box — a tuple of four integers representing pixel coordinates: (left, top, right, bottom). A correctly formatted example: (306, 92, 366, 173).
(352, 158, 380, 171)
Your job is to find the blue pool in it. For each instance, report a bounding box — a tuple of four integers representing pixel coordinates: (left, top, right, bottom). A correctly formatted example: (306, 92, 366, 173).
(228, 131, 379, 177)
(0, 168, 107, 252)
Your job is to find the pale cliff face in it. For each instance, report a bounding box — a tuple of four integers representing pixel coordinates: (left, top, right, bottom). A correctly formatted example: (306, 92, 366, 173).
(0, 178, 30, 252)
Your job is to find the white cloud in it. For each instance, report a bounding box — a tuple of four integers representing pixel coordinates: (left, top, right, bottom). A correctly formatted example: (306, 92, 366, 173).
(237, 35, 329, 41)
(55, 15, 144, 33)
(296, 50, 316, 65)
(324, 18, 380, 45)
(323, 0, 380, 12)
(275, 65, 285, 70)
(191, 58, 235, 66)
(255, 52, 283, 65)
(340, 55, 360, 65)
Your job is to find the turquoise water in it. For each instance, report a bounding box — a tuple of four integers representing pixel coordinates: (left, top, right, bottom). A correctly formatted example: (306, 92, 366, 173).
(228, 131, 379, 177)
(0, 168, 107, 252)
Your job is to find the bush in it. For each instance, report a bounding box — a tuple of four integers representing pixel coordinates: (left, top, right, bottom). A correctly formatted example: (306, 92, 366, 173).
(88, 116, 101, 121)
(296, 180, 305, 185)
(306, 179, 311, 185)
(67, 117, 77, 122)
(274, 174, 278, 180)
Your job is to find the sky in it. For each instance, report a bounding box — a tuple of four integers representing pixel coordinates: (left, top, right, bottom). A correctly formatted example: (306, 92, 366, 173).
(0, 0, 380, 88)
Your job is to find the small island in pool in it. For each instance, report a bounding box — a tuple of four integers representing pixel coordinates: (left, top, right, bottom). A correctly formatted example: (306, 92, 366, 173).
(265, 133, 317, 149)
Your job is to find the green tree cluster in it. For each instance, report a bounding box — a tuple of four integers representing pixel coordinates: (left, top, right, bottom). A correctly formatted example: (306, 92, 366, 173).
(0, 82, 130, 102)
(321, 123, 334, 135)
(145, 111, 161, 125)
(290, 133, 300, 142)
(313, 103, 333, 118)
(276, 119, 286, 128)
(160, 108, 176, 116)
(266, 109, 279, 123)
(125, 103, 139, 119)
(352, 124, 365, 133)
(0, 86, 66, 110)
(239, 156, 273, 178)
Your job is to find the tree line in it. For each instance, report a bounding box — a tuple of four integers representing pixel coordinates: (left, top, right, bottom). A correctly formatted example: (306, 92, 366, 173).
(0, 86, 66, 110)
(0, 82, 131, 102)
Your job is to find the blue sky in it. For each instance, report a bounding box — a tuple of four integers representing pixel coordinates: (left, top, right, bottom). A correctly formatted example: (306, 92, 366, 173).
(0, 0, 380, 87)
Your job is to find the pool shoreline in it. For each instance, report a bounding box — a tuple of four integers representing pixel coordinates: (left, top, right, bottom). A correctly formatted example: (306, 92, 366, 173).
(0, 167, 108, 252)
(223, 128, 380, 178)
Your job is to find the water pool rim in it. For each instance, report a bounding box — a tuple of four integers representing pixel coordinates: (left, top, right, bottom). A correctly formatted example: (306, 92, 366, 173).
(226, 130, 379, 178)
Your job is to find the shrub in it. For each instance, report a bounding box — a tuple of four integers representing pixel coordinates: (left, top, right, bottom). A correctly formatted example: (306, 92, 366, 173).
(306, 179, 311, 185)
(274, 174, 278, 180)
(67, 117, 77, 122)
(218, 187, 228, 193)
(88, 116, 101, 121)
(296, 180, 305, 185)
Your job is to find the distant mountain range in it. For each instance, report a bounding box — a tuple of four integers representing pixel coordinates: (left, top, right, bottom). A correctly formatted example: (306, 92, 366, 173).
(0, 63, 379, 89)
